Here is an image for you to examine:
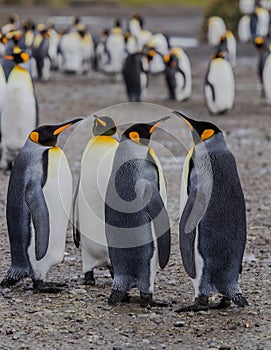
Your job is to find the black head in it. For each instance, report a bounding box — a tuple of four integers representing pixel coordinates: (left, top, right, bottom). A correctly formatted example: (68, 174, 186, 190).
(173, 111, 222, 144)
(92, 115, 117, 136)
(29, 118, 82, 147)
(3, 47, 30, 64)
(122, 116, 170, 146)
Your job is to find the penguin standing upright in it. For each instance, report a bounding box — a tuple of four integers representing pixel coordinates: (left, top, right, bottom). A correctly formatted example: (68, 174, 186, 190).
(173, 110, 248, 311)
(105, 117, 171, 306)
(164, 47, 192, 101)
(1, 118, 82, 292)
(73, 115, 119, 285)
(31, 24, 51, 81)
(0, 61, 6, 143)
(254, 36, 271, 104)
(250, 2, 270, 40)
(122, 49, 156, 102)
(217, 31, 237, 68)
(204, 48, 235, 115)
(103, 28, 125, 75)
(206, 16, 226, 47)
(0, 49, 38, 171)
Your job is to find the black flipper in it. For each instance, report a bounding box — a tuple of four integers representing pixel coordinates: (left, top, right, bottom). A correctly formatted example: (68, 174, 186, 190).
(25, 180, 50, 261)
(145, 186, 171, 269)
(179, 156, 209, 279)
(72, 179, 81, 248)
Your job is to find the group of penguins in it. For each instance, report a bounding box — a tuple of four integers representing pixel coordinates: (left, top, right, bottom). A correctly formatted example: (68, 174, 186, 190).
(0, 11, 192, 104)
(206, 0, 271, 113)
(0, 106, 249, 310)
(0, 3, 259, 310)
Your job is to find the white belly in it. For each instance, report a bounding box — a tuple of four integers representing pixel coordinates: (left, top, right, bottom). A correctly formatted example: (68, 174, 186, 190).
(263, 54, 271, 104)
(1, 67, 36, 151)
(28, 147, 72, 279)
(77, 136, 118, 271)
(205, 58, 235, 114)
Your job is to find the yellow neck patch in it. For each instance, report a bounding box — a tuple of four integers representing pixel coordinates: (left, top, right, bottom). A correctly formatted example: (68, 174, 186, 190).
(30, 131, 39, 143)
(129, 131, 140, 144)
(201, 129, 214, 141)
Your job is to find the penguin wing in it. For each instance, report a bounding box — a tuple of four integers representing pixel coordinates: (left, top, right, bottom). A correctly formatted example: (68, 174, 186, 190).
(179, 184, 197, 279)
(177, 67, 186, 89)
(72, 180, 81, 248)
(179, 162, 209, 279)
(146, 189, 171, 269)
(25, 180, 50, 261)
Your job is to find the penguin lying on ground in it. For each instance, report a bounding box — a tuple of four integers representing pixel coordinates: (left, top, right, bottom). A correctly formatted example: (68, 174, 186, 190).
(173, 110, 249, 312)
(105, 116, 171, 307)
(1, 118, 82, 292)
(73, 115, 119, 285)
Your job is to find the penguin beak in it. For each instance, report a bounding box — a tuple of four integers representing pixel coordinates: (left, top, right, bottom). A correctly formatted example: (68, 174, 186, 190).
(149, 116, 171, 134)
(172, 110, 194, 131)
(93, 114, 107, 126)
(53, 118, 83, 135)
(2, 55, 14, 61)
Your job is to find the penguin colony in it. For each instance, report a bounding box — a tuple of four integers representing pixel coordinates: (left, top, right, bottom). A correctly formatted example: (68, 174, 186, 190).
(1, 0, 268, 309)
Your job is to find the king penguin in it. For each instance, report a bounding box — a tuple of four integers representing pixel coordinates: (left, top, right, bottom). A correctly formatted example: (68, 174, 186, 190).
(105, 116, 171, 307)
(122, 48, 156, 102)
(204, 48, 235, 115)
(1, 118, 82, 292)
(0, 48, 38, 172)
(173, 110, 249, 311)
(254, 36, 271, 104)
(73, 114, 119, 285)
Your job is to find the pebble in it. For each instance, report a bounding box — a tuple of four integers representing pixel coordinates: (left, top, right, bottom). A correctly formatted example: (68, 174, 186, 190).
(174, 321, 185, 327)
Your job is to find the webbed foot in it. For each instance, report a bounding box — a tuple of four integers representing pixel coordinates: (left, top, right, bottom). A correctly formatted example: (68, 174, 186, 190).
(84, 271, 95, 286)
(33, 280, 66, 293)
(140, 292, 170, 308)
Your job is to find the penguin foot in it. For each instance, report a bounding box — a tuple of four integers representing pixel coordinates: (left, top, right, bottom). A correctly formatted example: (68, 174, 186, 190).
(175, 296, 209, 313)
(84, 271, 95, 286)
(209, 296, 231, 309)
(139, 292, 170, 308)
(108, 289, 128, 306)
(1, 277, 19, 288)
(33, 280, 66, 293)
(175, 304, 209, 313)
(232, 293, 249, 307)
(1, 267, 28, 287)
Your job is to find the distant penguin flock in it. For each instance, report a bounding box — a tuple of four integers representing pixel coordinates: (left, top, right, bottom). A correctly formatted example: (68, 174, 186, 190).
(2, 2, 267, 310)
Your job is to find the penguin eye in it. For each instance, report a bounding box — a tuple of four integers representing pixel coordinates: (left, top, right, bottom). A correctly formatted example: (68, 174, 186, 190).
(201, 129, 214, 141)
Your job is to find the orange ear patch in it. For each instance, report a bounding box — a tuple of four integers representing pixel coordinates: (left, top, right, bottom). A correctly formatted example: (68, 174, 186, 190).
(30, 131, 39, 143)
(201, 129, 214, 141)
(129, 131, 140, 144)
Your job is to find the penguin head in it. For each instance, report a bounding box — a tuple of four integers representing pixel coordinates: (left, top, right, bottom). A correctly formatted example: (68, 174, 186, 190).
(173, 110, 221, 144)
(29, 118, 82, 147)
(3, 47, 30, 64)
(254, 36, 265, 50)
(122, 116, 170, 146)
(92, 115, 117, 136)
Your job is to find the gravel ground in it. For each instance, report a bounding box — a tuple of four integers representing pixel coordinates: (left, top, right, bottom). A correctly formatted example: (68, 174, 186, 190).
(0, 4, 271, 350)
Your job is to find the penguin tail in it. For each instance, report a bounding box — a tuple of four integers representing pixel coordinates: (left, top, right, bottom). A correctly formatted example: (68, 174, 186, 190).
(0, 267, 29, 287)
(232, 293, 249, 307)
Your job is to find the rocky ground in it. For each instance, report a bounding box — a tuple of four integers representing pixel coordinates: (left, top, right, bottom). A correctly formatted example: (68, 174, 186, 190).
(0, 4, 271, 350)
